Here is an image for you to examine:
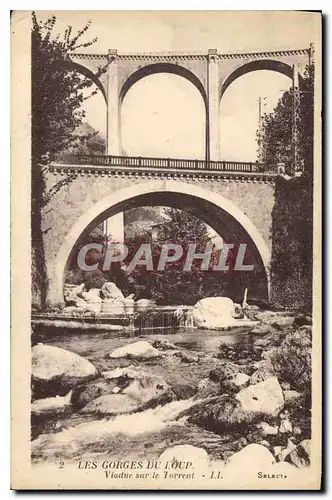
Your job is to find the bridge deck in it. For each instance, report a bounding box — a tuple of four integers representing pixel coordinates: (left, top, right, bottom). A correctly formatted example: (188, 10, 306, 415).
(51, 154, 278, 180)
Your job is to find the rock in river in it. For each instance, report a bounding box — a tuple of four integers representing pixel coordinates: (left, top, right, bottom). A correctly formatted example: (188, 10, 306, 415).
(159, 445, 210, 469)
(235, 376, 284, 417)
(71, 377, 119, 410)
(31, 390, 72, 415)
(227, 444, 275, 469)
(184, 395, 254, 433)
(285, 439, 311, 468)
(80, 393, 141, 415)
(80, 370, 169, 415)
(191, 297, 258, 330)
(100, 281, 125, 301)
(109, 341, 161, 360)
(32, 344, 98, 399)
(222, 372, 250, 393)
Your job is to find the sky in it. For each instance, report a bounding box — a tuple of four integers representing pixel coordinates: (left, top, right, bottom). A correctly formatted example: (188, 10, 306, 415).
(37, 11, 317, 161)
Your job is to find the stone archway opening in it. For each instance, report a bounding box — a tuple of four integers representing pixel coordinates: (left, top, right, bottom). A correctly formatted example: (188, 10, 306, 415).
(219, 68, 293, 162)
(54, 182, 270, 308)
(120, 73, 206, 159)
(119, 63, 208, 159)
(219, 59, 295, 100)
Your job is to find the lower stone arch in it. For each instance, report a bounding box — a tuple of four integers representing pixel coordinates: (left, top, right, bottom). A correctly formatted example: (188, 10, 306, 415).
(51, 180, 271, 307)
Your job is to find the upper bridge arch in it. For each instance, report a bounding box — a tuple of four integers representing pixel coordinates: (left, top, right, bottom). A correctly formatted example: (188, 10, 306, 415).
(119, 62, 208, 108)
(219, 59, 295, 100)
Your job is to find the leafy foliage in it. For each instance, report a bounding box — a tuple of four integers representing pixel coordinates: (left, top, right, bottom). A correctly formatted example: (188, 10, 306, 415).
(270, 175, 313, 308)
(129, 208, 212, 304)
(258, 64, 314, 174)
(259, 64, 314, 308)
(31, 12, 106, 307)
(269, 327, 312, 392)
(66, 123, 106, 155)
(32, 12, 107, 202)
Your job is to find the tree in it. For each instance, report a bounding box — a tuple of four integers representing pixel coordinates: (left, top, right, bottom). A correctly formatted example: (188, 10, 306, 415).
(66, 122, 106, 155)
(258, 64, 314, 174)
(260, 65, 315, 308)
(122, 208, 214, 305)
(31, 12, 107, 308)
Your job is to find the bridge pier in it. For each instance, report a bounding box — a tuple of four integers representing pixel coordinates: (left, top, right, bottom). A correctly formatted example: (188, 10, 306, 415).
(105, 49, 124, 242)
(208, 50, 220, 161)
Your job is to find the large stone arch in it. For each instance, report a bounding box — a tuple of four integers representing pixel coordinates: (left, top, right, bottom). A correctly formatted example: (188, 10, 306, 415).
(119, 62, 208, 107)
(118, 63, 208, 157)
(51, 180, 271, 307)
(219, 59, 301, 100)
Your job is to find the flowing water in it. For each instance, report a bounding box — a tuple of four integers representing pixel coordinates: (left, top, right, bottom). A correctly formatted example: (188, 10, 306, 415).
(31, 324, 261, 463)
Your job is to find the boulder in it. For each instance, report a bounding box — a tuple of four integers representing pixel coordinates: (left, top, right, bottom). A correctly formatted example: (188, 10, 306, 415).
(249, 366, 274, 385)
(195, 377, 221, 399)
(209, 362, 242, 383)
(170, 383, 197, 400)
(81, 288, 102, 313)
(273, 446, 283, 457)
(191, 297, 258, 330)
(102, 366, 137, 379)
(273, 317, 295, 328)
(279, 417, 293, 434)
(258, 440, 271, 448)
(122, 375, 169, 404)
(32, 344, 97, 398)
(81, 289, 102, 301)
(259, 422, 278, 436)
(71, 377, 119, 409)
(236, 376, 284, 416)
(100, 283, 135, 314)
(100, 281, 124, 301)
(80, 393, 141, 415)
(159, 445, 210, 469)
(285, 439, 311, 468)
(153, 339, 177, 350)
(63, 283, 86, 307)
(277, 438, 297, 462)
(227, 444, 275, 468)
(251, 324, 271, 335)
(31, 390, 72, 415)
(109, 341, 161, 360)
(174, 351, 199, 363)
(185, 395, 256, 433)
(222, 373, 250, 394)
(80, 372, 169, 415)
(255, 311, 294, 328)
(136, 299, 157, 312)
(234, 303, 245, 318)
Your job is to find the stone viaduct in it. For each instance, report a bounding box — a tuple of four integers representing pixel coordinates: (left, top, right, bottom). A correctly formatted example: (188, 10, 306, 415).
(43, 46, 313, 308)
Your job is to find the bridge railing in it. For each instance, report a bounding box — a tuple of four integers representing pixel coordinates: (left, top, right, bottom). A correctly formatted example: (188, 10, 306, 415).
(54, 153, 265, 173)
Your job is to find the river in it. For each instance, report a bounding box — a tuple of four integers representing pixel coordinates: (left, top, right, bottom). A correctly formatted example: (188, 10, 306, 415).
(31, 324, 263, 464)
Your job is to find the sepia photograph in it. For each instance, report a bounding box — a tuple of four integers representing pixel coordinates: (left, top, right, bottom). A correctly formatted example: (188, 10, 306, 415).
(11, 9, 322, 490)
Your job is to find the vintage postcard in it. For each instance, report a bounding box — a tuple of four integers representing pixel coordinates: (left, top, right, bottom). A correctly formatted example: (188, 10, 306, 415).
(11, 10, 322, 490)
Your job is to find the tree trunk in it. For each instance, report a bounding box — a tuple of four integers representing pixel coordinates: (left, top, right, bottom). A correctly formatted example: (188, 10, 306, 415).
(31, 163, 48, 310)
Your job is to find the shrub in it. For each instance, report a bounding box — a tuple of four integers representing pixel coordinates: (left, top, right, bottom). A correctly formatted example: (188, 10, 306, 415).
(268, 327, 312, 392)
